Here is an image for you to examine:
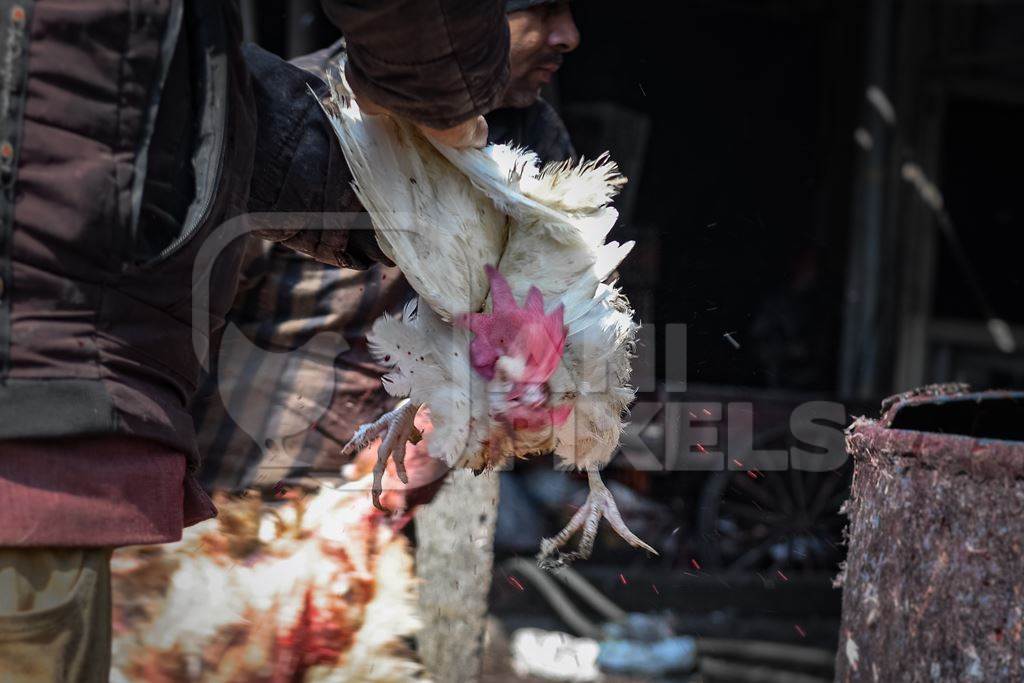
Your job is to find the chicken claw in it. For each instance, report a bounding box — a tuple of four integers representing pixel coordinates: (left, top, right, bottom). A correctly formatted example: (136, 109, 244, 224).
(341, 399, 422, 510)
(537, 468, 657, 569)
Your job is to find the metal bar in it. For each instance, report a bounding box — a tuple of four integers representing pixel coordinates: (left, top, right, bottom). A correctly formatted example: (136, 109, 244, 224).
(838, 0, 894, 399)
(285, 0, 320, 58)
(239, 0, 257, 44)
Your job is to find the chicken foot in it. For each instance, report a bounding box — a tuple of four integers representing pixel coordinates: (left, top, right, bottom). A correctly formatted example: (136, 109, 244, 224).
(340, 399, 422, 510)
(537, 468, 657, 568)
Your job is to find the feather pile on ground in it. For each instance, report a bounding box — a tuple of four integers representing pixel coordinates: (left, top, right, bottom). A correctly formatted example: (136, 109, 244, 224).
(110, 460, 428, 682)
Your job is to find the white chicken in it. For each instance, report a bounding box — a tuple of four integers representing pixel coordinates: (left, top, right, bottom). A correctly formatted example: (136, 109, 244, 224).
(320, 67, 655, 564)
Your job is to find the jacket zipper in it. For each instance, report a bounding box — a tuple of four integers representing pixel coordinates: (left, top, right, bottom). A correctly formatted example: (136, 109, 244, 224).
(138, 3, 229, 270)
(146, 128, 226, 268)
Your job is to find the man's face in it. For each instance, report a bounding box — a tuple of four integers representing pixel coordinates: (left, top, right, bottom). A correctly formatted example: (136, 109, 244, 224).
(503, 2, 581, 108)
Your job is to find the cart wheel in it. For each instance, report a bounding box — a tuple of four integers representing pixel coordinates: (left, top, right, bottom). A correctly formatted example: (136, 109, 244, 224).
(696, 462, 851, 574)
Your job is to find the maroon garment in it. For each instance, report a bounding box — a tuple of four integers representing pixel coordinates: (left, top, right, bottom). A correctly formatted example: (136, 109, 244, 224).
(0, 437, 214, 548)
(1, 1, 257, 461)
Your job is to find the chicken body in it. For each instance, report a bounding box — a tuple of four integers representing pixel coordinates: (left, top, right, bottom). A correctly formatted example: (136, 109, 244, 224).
(321, 67, 654, 563)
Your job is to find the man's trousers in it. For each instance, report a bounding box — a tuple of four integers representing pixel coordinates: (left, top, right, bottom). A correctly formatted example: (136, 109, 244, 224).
(0, 549, 111, 683)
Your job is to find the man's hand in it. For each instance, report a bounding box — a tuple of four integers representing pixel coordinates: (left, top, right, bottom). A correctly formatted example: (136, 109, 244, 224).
(355, 93, 489, 149)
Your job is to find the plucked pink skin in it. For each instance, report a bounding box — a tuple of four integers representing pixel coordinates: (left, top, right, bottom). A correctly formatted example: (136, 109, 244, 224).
(458, 265, 570, 431)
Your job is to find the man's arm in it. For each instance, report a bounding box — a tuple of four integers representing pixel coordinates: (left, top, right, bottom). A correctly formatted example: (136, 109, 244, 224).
(245, 45, 390, 269)
(320, 0, 510, 131)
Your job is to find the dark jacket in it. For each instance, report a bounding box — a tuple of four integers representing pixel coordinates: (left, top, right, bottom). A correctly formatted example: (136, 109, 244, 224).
(0, 0, 507, 465)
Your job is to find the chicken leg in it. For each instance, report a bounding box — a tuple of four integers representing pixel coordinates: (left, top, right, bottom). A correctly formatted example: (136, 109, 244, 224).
(537, 468, 657, 568)
(340, 399, 422, 510)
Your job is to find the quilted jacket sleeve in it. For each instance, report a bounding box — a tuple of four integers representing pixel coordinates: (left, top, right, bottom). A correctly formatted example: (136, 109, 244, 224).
(320, 0, 510, 130)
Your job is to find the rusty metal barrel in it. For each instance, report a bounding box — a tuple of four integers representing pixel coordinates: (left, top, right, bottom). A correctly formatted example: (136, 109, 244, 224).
(835, 384, 1024, 682)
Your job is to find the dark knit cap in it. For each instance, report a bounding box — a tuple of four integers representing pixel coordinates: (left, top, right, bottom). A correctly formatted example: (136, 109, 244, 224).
(506, 0, 560, 12)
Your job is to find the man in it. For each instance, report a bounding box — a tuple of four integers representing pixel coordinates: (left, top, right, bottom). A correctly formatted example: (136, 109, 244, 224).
(194, 0, 582, 506)
(0, 1, 508, 680)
